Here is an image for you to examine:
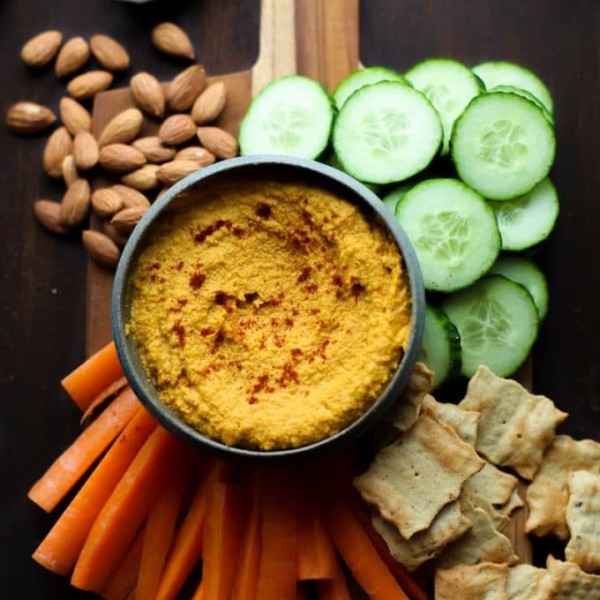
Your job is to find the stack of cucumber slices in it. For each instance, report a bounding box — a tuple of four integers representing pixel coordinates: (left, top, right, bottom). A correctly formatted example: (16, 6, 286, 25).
(238, 58, 559, 388)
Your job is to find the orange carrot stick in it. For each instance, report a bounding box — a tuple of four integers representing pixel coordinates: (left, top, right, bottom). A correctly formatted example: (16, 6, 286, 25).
(202, 482, 249, 600)
(62, 341, 124, 411)
(191, 582, 204, 600)
(101, 529, 144, 600)
(28, 386, 141, 512)
(71, 427, 185, 593)
(314, 559, 352, 600)
(32, 406, 157, 575)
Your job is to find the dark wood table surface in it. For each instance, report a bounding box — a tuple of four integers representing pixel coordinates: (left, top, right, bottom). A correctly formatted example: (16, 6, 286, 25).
(1, 0, 598, 598)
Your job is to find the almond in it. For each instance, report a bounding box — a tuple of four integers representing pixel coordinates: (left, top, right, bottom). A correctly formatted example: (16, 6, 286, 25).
(61, 155, 79, 186)
(98, 107, 144, 147)
(59, 178, 91, 226)
(197, 126, 238, 159)
(43, 126, 72, 178)
(66, 70, 113, 100)
(166, 64, 206, 112)
(21, 30, 63, 68)
(121, 164, 160, 191)
(102, 220, 129, 248)
(6, 101, 56, 134)
(59, 97, 92, 135)
(156, 160, 200, 186)
(112, 184, 151, 209)
(90, 34, 130, 71)
(99, 143, 146, 173)
(174, 145, 216, 166)
(158, 113, 197, 146)
(55, 36, 90, 78)
(34, 200, 68, 234)
(111, 206, 148, 234)
(132, 136, 176, 163)
(82, 230, 120, 269)
(72, 131, 100, 170)
(91, 187, 124, 217)
(151, 22, 195, 60)
(130, 72, 165, 119)
(191, 81, 227, 124)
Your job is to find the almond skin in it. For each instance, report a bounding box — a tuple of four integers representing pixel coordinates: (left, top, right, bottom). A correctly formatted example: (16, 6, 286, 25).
(130, 72, 165, 119)
(82, 230, 121, 269)
(112, 184, 151, 209)
(34, 200, 68, 234)
(191, 81, 227, 124)
(120, 164, 160, 191)
(73, 130, 100, 170)
(66, 70, 113, 100)
(90, 34, 130, 71)
(158, 113, 197, 146)
(99, 143, 147, 173)
(197, 126, 238, 159)
(111, 206, 148, 234)
(132, 136, 176, 163)
(59, 178, 91, 226)
(174, 146, 216, 166)
(6, 101, 57, 134)
(21, 30, 63, 68)
(43, 126, 72, 178)
(59, 97, 92, 135)
(156, 160, 200, 186)
(55, 36, 90, 78)
(91, 187, 124, 217)
(98, 107, 144, 147)
(151, 22, 195, 60)
(102, 220, 129, 248)
(166, 64, 206, 112)
(61, 155, 79, 187)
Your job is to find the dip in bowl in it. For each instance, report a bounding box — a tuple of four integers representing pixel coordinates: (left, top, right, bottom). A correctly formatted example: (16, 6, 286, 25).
(113, 155, 424, 459)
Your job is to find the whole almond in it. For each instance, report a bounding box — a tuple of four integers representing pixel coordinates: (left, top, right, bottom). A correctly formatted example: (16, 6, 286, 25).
(121, 164, 160, 191)
(130, 72, 165, 119)
(132, 136, 176, 163)
(91, 187, 123, 217)
(34, 200, 68, 234)
(59, 97, 92, 135)
(21, 30, 63, 68)
(112, 184, 151, 209)
(73, 130, 100, 170)
(174, 145, 216, 166)
(59, 178, 91, 226)
(166, 64, 206, 112)
(82, 230, 120, 269)
(55, 36, 90, 78)
(98, 107, 143, 147)
(6, 101, 56, 134)
(90, 34, 130, 71)
(191, 81, 227, 124)
(151, 22, 195, 60)
(157, 160, 200, 186)
(99, 143, 146, 173)
(111, 206, 148, 234)
(158, 113, 197, 146)
(197, 126, 238, 159)
(43, 126, 72, 177)
(67, 70, 113, 100)
(62, 154, 79, 186)
(102, 220, 129, 248)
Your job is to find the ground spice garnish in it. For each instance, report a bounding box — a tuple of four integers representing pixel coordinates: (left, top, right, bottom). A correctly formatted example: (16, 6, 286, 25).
(189, 272, 206, 289)
(255, 202, 271, 218)
(171, 320, 186, 347)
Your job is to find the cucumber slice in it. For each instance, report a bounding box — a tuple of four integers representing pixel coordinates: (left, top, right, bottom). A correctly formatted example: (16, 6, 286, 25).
(490, 85, 554, 125)
(239, 75, 334, 159)
(323, 150, 383, 195)
(488, 254, 549, 320)
(333, 81, 442, 185)
(442, 274, 539, 378)
(333, 66, 410, 109)
(489, 177, 559, 251)
(419, 304, 462, 390)
(381, 182, 414, 215)
(405, 58, 483, 155)
(395, 178, 501, 292)
(472, 60, 554, 114)
(450, 92, 556, 200)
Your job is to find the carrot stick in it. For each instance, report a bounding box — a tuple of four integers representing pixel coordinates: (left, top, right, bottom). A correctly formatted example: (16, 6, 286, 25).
(154, 457, 234, 600)
(255, 467, 298, 600)
(80, 375, 129, 427)
(28, 386, 141, 513)
(101, 529, 144, 600)
(202, 482, 249, 600)
(191, 581, 204, 600)
(62, 341, 124, 411)
(32, 406, 157, 575)
(314, 559, 352, 600)
(71, 427, 185, 593)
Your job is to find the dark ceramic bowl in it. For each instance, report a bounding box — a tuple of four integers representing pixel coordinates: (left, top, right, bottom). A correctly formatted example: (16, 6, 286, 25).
(112, 155, 425, 460)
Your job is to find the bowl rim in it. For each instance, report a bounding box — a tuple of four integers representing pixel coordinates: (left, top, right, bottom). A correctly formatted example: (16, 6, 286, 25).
(112, 154, 425, 460)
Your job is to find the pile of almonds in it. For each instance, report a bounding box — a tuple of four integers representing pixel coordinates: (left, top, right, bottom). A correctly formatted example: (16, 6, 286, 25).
(6, 22, 239, 269)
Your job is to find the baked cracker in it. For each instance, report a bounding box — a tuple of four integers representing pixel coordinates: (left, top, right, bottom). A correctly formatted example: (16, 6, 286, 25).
(506, 564, 550, 600)
(497, 485, 524, 517)
(354, 409, 484, 539)
(541, 555, 600, 599)
(422, 393, 480, 446)
(464, 462, 520, 508)
(525, 435, 600, 540)
(459, 365, 568, 480)
(435, 562, 509, 600)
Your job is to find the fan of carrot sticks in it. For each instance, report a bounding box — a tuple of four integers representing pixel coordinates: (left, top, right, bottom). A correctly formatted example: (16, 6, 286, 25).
(28, 341, 428, 600)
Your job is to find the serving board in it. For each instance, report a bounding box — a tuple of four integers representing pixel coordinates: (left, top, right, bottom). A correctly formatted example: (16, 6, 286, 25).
(88, 0, 532, 581)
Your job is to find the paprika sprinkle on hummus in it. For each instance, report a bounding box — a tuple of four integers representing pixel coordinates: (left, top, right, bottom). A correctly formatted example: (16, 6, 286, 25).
(128, 176, 412, 450)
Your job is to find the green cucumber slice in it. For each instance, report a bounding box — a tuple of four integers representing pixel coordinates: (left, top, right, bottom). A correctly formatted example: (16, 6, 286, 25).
(442, 275, 539, 378)
(333, 81, 442, 184)
(239, 75, 334, 159)
(333, 66, 410, 109)
(381, 182, 414, 215)
(450, 92, 556, 200)
(490, 85, 554, 125)
(394, 178, 501, 292)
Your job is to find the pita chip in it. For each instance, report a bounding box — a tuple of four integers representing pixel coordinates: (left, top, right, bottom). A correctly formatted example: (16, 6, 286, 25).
(542, 555, 600, 599)
(435, 562, 509, 600)
(422, 393, 480, 446)
(463, 462, 520, 508)
(506, 564, 550, 600)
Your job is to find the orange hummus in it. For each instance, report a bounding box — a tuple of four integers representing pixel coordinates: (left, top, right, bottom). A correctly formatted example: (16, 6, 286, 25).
(128, 177, 412, 450)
